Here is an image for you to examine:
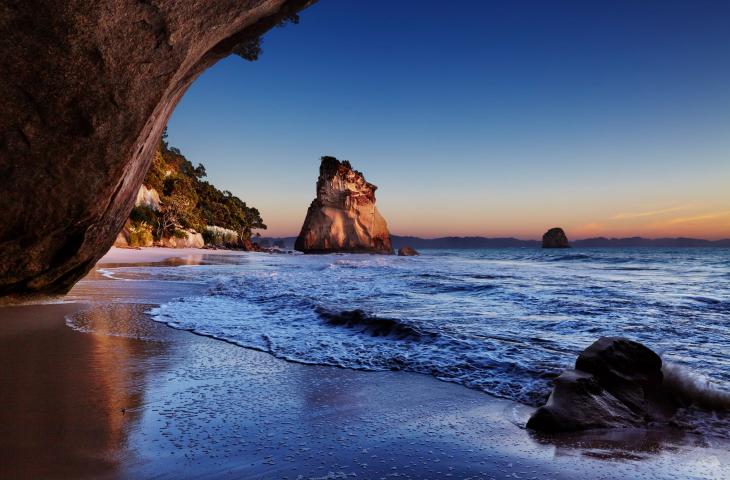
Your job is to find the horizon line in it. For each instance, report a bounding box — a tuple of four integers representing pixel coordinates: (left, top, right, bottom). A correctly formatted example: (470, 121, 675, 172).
(259, 233, 730, 242)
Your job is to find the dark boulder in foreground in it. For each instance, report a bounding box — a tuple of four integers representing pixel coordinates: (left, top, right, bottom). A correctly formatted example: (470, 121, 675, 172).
(398, 246, 419, 256)
(542, 228, 570, 248)
(527, 337, 678, 432)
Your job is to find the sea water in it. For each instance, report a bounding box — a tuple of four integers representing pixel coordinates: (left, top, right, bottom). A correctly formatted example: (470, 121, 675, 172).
(136, 248, 730, 407)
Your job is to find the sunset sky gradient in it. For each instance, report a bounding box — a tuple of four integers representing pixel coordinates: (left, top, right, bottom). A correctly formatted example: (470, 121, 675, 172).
(167, 0, 730, 239)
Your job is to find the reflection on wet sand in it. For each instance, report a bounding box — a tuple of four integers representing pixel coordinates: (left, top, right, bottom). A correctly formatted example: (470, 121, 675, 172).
(2, 258, 729, 479)
(0, 303, 168, 479)
(66, 254, 248, 305)
(529, 427, 705, 461)
(92, 253, 249, 274)
(527, 427, 730, 479)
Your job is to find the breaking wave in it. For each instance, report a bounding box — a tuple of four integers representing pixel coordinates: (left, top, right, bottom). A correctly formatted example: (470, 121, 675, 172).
(663, 362, 730, 411)
(315, 307, 434, 340)
(145, 248, 730, 420)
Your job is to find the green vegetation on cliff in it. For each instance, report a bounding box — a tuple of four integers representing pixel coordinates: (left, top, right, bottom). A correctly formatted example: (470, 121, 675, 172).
(126, 131, 266, 247)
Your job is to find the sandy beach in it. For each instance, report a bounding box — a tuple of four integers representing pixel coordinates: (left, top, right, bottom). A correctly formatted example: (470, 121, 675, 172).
(0, 247, 728, 479)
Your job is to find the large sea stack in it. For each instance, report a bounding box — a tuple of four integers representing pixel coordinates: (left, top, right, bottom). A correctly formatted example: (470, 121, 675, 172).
(295, 157, 392, 254)
(542, 227, 570, 248)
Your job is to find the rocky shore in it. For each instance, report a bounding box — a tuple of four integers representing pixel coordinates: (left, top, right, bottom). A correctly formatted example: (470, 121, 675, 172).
(528, 337, 730, 433)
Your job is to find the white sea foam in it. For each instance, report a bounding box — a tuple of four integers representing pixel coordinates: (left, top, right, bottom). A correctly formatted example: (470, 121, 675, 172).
(143, 248, 730, 411)
(663, 361, 730, 411)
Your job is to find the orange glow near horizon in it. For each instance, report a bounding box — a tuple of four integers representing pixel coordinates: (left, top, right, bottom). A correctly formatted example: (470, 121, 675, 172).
(257, 201, 730, 241)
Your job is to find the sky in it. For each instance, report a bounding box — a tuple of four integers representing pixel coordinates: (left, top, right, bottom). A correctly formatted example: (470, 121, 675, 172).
(167, 0, 730, 239)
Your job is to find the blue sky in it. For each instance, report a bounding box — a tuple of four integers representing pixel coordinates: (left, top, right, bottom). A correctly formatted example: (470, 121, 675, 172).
(167, 0, 730, 238)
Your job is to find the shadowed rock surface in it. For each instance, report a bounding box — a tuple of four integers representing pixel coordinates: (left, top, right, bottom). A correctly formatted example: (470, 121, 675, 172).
(398, 246, 420, 256)
(542, 227, 570, 248)
(527, 337, 679, 432)
(0, 0, 315, 297)
(295, 156, 392, 254)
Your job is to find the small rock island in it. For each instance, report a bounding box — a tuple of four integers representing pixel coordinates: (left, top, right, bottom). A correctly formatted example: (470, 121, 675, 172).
(295, 156, 393, 254)
(398, 246, 419, 256)
(542, 227, 570, 248)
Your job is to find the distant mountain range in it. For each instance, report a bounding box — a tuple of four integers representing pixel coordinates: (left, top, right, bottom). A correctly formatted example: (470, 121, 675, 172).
(391, 236, 730, 249)
(258, 235, 730, 250)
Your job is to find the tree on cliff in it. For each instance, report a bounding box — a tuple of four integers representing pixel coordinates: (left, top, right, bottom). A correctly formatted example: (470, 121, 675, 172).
(231, 13, 300, 62)
(156, 176, 199, 239)
(225, 195, 266, 242)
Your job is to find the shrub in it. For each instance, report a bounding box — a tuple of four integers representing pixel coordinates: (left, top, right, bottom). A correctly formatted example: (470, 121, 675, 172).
(128, 222, 153, 247)
(204, 225, 238, 247)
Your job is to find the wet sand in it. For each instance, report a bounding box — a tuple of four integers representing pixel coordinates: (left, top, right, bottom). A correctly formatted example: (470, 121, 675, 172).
(0, 248, 728, 479)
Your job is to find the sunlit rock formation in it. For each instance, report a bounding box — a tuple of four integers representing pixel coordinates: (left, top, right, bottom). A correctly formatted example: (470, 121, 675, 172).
(295, 157, 392, 254)
(0, 0, 315, 296)
(135, 185, 161, 211)
(542, 227, 570, 248)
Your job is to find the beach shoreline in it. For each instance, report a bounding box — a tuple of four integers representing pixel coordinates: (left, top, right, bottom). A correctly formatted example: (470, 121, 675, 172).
(0, 247, 728, 479)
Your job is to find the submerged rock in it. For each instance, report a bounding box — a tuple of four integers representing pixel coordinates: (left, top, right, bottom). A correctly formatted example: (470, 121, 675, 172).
(295, 156, 392, 254)
(398, 246, 419, 256)
(527, 337, 677, 432)
(542, 227, 570, 248)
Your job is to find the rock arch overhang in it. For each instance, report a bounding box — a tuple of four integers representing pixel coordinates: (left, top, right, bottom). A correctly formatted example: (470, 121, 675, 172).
(0, 0, 316, 297)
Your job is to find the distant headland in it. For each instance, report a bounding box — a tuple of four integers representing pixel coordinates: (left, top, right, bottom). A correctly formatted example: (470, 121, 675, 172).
(260, 235, 730, 250)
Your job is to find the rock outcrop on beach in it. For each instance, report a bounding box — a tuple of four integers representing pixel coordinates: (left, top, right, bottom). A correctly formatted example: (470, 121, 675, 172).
(398, 246, 419, 256)
(542, 228, 570, 248)
(295, 157, 392, 254)
(0, 0, 315, 297)
(527, 337, 676, 432)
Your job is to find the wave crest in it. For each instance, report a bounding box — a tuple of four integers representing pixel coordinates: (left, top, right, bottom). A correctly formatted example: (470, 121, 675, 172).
(315, 307, 433, 341)
(662, 361, 730, 411)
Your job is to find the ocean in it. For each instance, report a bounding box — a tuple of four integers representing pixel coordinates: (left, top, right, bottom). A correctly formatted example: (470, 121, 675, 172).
(116, 247, 730, 408)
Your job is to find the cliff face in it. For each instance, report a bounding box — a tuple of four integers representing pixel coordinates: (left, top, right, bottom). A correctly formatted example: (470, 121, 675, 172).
(0, 0, 314, 296)
(295, 157, 392, 254)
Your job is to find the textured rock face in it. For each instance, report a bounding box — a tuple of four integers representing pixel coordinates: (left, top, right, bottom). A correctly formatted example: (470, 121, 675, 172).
(295, 157, 392, 254)
(527, 337, 676, 432)
(542, 227, 570, 248)
(135, 185, 162, 211)
(527, 369, 643, 431)
(0, 0, 315, 296)
(398, 246, 419, 256)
